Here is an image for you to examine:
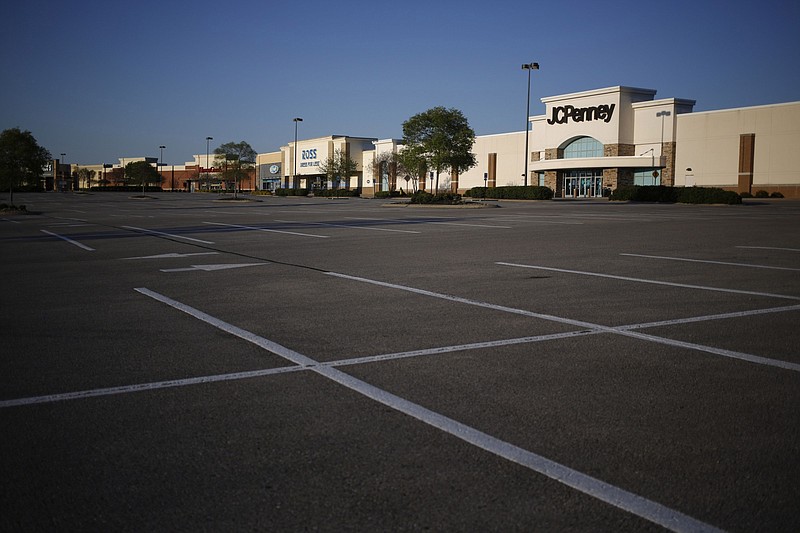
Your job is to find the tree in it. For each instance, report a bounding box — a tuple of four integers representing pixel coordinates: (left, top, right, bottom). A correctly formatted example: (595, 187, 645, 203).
(395, 146, 428, 193)
(125, 160, 162, 195)
(214, 141, 256, 198)
(76, 167, 96, 190)
(401, 106, 477, 192)
(319, 148, 358, 190)
(0, 127, 51, 205)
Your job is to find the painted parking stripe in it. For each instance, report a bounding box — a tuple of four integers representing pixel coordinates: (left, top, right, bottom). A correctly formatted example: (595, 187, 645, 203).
(122, 225, 215, 244)
(275, 219, 421, 234)
(621, 253, 800, 271)
(132, 288, 724, 533)
(122, 252, 220, 260)
(328, 271, 800, 372)
(430, 222, 512, 228)
(0, 365, 304, 408)
(621, 304, 800, 330)
(203, 221, 329, 239)
(736, 245, 800, 253)
(5, 303, 796, 410)
(496, 262, 800, 302)
(40, 230, 95, 251)
(160, 263, 269, 273)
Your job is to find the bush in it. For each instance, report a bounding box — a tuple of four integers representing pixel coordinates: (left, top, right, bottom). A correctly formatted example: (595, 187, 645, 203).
(90, 185, 163, 192)
(770, 191, 784, 198)
(755, 190, 770, 198)
(409, 191, 462, 204)
(610, 185, 678, 202)
(740, 192, 753, 198)
(275, 188, 309, 196)
(611, 185, 741, 205)
(466, 185, 553, 200)
(677, 187, 741, 204)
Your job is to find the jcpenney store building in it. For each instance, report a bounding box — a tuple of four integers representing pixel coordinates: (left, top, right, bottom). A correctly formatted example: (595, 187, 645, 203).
(445, 86, 800, 198)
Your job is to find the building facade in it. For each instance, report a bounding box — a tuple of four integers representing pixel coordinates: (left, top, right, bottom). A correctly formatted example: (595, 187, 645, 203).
(70, 86, 800, 198)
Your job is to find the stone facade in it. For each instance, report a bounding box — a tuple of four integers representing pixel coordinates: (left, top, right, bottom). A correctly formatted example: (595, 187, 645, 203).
(603, 144, 635, 157)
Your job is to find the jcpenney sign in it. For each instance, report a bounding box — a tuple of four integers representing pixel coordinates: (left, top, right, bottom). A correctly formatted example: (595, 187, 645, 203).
(547, 103, 616, 125)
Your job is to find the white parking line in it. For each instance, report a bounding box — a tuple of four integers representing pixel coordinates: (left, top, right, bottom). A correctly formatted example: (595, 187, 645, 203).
(122, 225, 215, 244)
(621, 253, 800, 271)
(275, 219, 421, 234)
(429, 221, 512, 229)
(130, 288, 725, 532)
(40, 230, 95, 251)
(329, 271, 800, 372)
(122, 252, 220, 260)
(203, 221, 329, 238)
(496, 262, 800, 301)
(737, 245, 800, 253)
(0, 365, 304, 408)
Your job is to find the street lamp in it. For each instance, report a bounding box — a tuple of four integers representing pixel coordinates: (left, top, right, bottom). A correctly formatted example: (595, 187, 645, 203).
(656, 110, 671, 185)
(159, 145, 165, 191)
(206, 136, 213, 191)
(521, 62, 539, 187)
(293, 117, 303, 189)
(60, 153, 66, 191)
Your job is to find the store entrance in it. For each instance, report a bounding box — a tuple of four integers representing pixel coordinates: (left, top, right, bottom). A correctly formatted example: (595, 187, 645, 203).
(563, 170, 603, 198)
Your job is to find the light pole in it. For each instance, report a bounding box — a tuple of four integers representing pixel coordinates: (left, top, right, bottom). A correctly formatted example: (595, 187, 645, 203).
(159, 145, 165, 191)
(60, 153, 66, 191)
(293, 117, 303, 189)
(205, 136, 213, 191)
(521, 62, 539, 187)
(656, 110, 671, 185)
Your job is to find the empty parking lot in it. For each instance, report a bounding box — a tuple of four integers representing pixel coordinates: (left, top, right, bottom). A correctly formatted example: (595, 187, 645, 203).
(1, 192, 798, 531)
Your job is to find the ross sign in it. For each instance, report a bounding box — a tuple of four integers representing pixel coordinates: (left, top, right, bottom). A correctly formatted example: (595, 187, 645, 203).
(547, 103, 616, 125)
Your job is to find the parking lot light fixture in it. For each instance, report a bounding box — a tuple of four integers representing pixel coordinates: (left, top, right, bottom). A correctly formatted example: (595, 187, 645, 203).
(521, 62, 539, 187)
(293, 118, 303, 189)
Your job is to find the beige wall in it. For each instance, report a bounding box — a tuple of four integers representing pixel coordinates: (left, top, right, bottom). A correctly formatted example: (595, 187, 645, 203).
(674, 101, 800, 193)
(458, 131, 526, 189)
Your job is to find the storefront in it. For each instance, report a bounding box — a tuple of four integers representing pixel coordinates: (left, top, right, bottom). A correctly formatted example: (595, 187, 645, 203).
(280, 135, 376, 190)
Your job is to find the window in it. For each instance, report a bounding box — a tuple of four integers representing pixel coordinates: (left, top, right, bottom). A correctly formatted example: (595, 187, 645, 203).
(633, 168, 660, 186)
(563, 136, 603, 159)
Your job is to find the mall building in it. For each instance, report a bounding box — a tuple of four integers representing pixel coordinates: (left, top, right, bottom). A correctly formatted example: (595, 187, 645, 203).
(71, 86, 800, 198)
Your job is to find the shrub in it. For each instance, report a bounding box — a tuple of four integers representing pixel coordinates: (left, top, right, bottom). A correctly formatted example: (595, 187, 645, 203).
(677, 187, 742, 204)
(610, 185, 678, 202)
(409, 191, 462, 204)
(740, 192, 753, 198)
(611, 185, 741, 204)
(755, 190, 770, 198)
(770, 191, 784, 198)
(466, 185, 553, 200)
(275, 188, 309, 196)
(89, 185, 163, 192)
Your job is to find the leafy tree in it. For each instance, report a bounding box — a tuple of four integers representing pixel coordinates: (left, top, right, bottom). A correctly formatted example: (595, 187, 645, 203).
(214, 141, 256, 198)
(401, 106, 476, 192)
(125, 160, 162, 195)
(395, 146, 428, 193)
(319, 148, 358, 190)
(76, 167, 96, 190)
(0, 127, 51, 204)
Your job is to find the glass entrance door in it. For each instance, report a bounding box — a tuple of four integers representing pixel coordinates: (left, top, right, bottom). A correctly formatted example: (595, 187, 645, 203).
(563, 170, 603, 198)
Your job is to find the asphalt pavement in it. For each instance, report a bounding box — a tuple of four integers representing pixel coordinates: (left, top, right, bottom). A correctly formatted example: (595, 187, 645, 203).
(1, 191, 798, 531)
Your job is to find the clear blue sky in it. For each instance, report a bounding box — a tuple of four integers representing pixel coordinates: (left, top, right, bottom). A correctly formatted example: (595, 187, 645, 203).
(3, 0, 799, 166)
